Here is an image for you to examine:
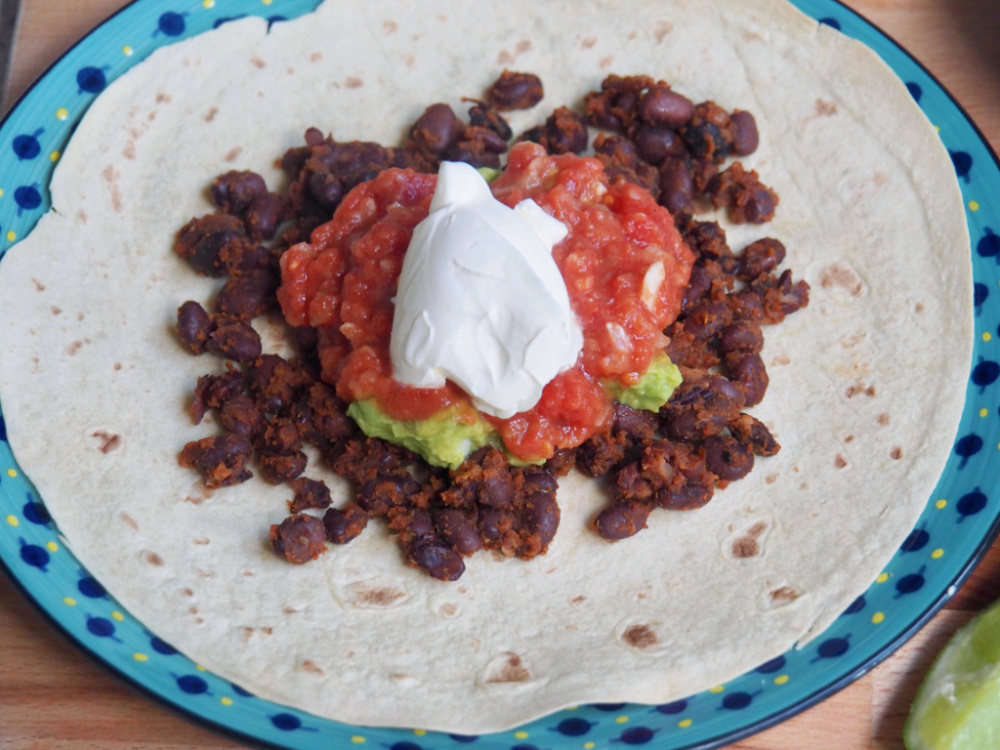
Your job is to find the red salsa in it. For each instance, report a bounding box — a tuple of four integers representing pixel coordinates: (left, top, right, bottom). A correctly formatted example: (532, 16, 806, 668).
(277, 142, 694, 462)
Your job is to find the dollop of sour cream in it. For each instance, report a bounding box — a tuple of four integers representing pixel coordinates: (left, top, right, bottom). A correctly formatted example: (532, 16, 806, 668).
(389, 161, 583, 419)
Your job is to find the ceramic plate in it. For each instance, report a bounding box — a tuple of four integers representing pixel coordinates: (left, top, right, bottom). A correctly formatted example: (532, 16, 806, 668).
(1, 1, 998, 747)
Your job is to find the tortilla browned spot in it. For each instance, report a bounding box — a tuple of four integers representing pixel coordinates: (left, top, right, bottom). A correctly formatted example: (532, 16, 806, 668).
(484, 652, 531, 683)
(623, 623, 659, 648)
(91, 430, 122, 453)
(769, 585, 800, 602)
(891, 446, 904, 460)
(144, 551, 164, 566)
(834, 454, 848, 468)
(819, 261, 864, 298)
(303, 660, 325, 675)
(654, 21, 673, 43)
(730, 520, 769, 559)
(877, 413, 891, 425)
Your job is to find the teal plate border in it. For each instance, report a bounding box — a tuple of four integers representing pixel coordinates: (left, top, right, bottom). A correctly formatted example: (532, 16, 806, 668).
(1, 1, 997, 748)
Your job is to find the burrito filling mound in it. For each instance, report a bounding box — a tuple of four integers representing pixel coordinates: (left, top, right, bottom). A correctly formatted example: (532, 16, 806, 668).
(174, 72, 809, 580)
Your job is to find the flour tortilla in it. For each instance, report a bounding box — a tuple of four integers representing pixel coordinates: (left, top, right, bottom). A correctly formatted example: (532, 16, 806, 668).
(0, 0, 971, 734)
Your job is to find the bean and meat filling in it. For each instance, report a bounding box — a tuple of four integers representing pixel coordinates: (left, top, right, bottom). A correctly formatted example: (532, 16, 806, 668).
(175, 72, 808, 581)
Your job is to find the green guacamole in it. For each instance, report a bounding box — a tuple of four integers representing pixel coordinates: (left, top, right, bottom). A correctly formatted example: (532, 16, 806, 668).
(603, 353, 683, 412)
(346, 354, 682, 469)
(347, 399, 501, 470)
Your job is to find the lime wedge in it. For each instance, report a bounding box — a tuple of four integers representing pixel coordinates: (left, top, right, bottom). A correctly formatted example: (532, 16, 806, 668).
(905, 597, 1000, 749)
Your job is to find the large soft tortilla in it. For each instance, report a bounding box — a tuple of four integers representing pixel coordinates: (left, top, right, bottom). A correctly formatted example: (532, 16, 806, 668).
(0, 0, 971, 734)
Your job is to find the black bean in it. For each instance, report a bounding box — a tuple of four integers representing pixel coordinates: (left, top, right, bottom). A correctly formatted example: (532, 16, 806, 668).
(205, 317, 262, 362)
(633, 124, 684, 165)
(269, 514, 327, 564)
(177, 300, 213, 355)
(356, 474, 421, 516)
(658, 158, 694, 215)
(703, 435, 754, 481)
(487, 71, 544, 110)
(308, 171, 344, 211)
(323, 504, 368, 544)
(261, 419, 302, 455)
(682, 300, 732, 339)
(408, 535, 466, 581)
(543, 107, 588, 154)
(244, 193, 286, 240)
(214, 268, 278, 319)
(433, 507, 483, 556)
(718, 320, 764, 355)
(218, 393, 263, 439)
(730, 110, 759, 156)
(259, 450, 307, 485)
(175, 214, 249, 277)
(468, 100, 513, 140)
(211, 170, 267, 214)
(521, 492, 560, 549)
(682, 120, 729, 162)
(637, 85, 694, 128)
(742, 187, 777, 224)
(595, 500, 652, 541)
(681, 264, 712, 313)
(409, 103, 462, 155)
(725, 351, 769, 406)
(178, 433, 254, 487)
(738, 238, 786, 280)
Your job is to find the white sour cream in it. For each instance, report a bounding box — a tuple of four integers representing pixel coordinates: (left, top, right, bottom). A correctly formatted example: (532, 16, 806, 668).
(389, 161, 583, 419)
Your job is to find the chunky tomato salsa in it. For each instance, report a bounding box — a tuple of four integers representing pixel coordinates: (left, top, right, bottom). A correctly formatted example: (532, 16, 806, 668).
(277, 141, 694, 462)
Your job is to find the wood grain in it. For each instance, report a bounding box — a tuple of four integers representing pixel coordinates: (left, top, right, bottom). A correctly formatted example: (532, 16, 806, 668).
(2, 1, 999, 748)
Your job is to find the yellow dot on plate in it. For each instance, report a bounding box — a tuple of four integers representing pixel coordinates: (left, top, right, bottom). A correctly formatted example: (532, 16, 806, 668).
(46, 541, 58, 552)
(970, 200, 980, 211)
(63, 597, 76, 606)
(709, 685, 725, 693)
(111, 611, 124, 621)
(872, 611, 885, 624)
(350, 737, 365, 744)
(934, 125, 941, 132)
(678, 719, 693, 729)
(123, 45, 133, 56)
(0, 187, 4, 196)
(412, 730, 426, 737)
(616, 715, 629, 723)
(49, 151, 60, 162)
(774, 674, 789, 685)
(876, 572, 889, 584)
(981, 408, 989, 418)
(514, 731, 529, 740)
(936, 499, 948, 509)
(262, 0, 272, 4)
(133, 652, 148, 662)
(5, 231, 15, 242)
(56, 108, 68, 120)
(985, 332, 993, 343)
(6, 515, 18, 527)
(220, 696, 233, 706)
(932, 548, 945, 559)
(584, 744, 596, 750)
(7, 468, 17, 477)
(203, 0, 215, 6)
(196, 664, 206, 671)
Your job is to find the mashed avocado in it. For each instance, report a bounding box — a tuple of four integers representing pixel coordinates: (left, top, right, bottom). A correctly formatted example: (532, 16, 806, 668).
(347, 354, 681, 469)
(347, 399, 500, 469)
(604, 353, 683, 412)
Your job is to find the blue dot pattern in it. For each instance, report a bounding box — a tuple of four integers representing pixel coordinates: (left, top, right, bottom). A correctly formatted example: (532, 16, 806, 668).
(1, 1, 999, 749)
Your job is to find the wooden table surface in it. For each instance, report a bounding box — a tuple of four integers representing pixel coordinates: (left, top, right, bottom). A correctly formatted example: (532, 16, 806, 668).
(2, 1, 999, 748)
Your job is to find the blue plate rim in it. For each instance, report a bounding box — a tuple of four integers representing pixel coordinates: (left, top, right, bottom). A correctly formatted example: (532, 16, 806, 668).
(0, 1, 996, 748)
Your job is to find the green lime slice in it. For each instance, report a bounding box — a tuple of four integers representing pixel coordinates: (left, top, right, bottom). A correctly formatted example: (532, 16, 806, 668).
(905, 597, 1000, 749)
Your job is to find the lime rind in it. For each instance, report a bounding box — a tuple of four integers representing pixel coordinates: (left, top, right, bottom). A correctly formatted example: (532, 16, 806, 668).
(905, 598, 1000, 749)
